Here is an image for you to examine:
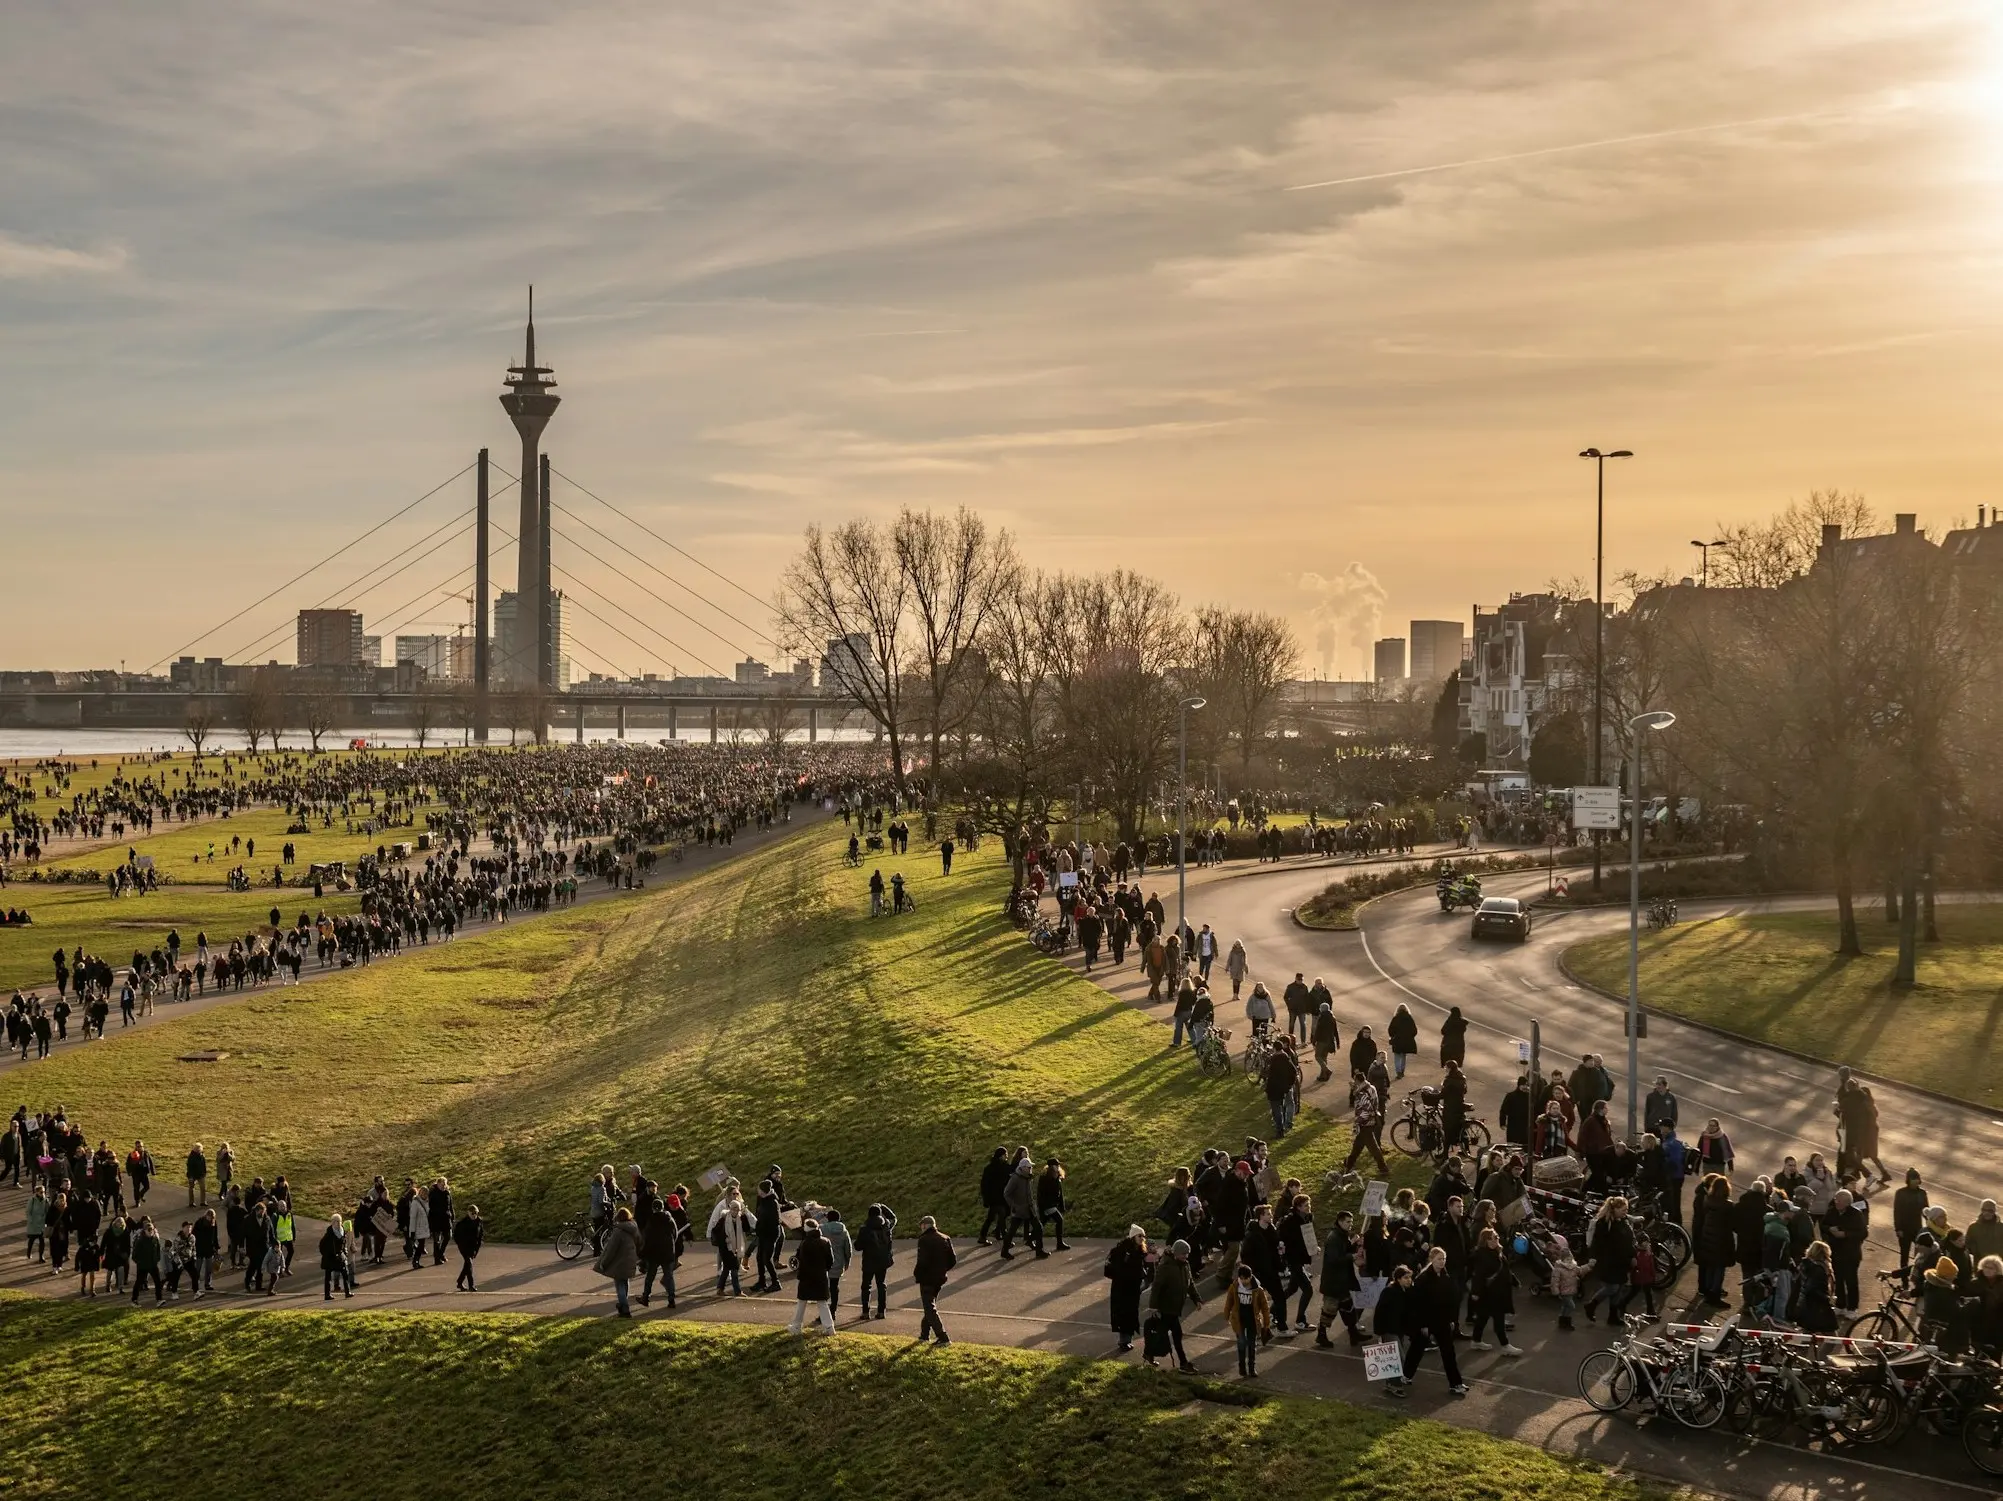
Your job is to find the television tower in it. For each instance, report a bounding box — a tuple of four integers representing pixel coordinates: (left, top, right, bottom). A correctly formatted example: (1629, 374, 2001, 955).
(499, 287, 559, 690)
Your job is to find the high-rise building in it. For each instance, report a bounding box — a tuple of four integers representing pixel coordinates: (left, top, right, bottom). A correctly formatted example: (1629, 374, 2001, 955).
(735, 659, 771, 684)
(296, 609, 366, 668)
(395, 634, 455, 679)
(1373, 637, 1407, 683)
(495, 590, 566, 689)
(360, 635, 382, 669)
(1409, 620, 1466, 685)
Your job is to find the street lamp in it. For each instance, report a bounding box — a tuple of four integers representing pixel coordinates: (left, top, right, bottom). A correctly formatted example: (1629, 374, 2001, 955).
(1177, 695, 1206, 967)
(1625, 708, 1676, 1141)
(1579, 448, 1633, 891)
(1689, 538, 1728, 589)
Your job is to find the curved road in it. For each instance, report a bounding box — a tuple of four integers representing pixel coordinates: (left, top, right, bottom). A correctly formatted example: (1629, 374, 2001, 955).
(1163, 854, 1995, 1226)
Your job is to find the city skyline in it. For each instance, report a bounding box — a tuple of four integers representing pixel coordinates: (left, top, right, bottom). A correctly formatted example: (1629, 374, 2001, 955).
(7, 1, 2003, 671)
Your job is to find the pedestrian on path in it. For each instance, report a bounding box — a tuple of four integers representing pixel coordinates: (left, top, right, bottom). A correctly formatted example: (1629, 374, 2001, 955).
(595, 1205, 643, 1317)
(1227, 1263, 1272, 1377)
(453, 1205, 484, 1292)
(914, 1215, 956, 1345)
(856, 1202, 894, 1320)
(320, 1216, 353, 1300)
(1391, 1246, 1467, 1398)
(1388, 1005, 1418, 1080)
(789, 1218, 837, 1335)
(707, 1180, 753, 1296)
(1343, 1072, 1389, 1176)
(1147, 1240, 1202, 1372)
(1104, 1225, 1150, 1352)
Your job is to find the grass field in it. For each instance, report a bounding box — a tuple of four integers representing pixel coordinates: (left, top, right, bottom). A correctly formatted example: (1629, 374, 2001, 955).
(5, 823, 1384, 1239)
(39, 803, 439, 883)
(0, 884, 363, 992)
(1566, 904, 2003, 1104)
(0, 1298, 1662, 1501)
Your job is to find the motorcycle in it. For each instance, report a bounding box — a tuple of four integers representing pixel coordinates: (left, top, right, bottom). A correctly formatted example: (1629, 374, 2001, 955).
(1436, 874, 1483, 913)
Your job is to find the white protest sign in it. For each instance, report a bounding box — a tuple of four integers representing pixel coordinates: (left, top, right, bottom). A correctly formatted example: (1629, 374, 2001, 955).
(1516, 1039, 1532, 1064)
(1363, 1341, 1406, 1382)
(1359, 1180, 1389, 1219)
(698, 1163, 732, 1191)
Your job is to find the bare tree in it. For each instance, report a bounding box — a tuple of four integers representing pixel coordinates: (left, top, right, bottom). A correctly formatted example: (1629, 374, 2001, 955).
(235, 670, 280, 753)
(895, 507, 1014, 776)
(444, 683, 477, 746)
(965, 567, 1067, 886)
(1191, 607, 1298, 780)
(182, 700, 217, 757)
(408, 685, 441, 749)
(779, 519, 913, 796)
(298, 687, 342, 752)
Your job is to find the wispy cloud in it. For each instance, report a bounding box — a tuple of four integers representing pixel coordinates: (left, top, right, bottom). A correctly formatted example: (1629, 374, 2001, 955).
(0, 232, 126, 279)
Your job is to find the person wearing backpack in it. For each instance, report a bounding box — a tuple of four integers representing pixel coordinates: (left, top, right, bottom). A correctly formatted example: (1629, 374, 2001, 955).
(856, 1203, 896, 1320)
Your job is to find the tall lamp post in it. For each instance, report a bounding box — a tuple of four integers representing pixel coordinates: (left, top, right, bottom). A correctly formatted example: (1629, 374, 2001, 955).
(1689, 538, 1728, 588)
(1579, 448, 1632, 891)
(1625, 708, 1676, 1140)
(1177, 695, 1207, 965)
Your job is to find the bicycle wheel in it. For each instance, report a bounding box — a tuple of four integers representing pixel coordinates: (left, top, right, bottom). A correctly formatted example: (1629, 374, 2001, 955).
(1653, 1223, 1692, 1272)
(554, 1221, 589, 1262)
(1845, 1309, 1905, 1343)
(1242, 1045, 1263, 1076)
(1964, 1406, 2003, 1477)
(1835, 1371, 1903, 1447)
(1388, 1118, 1424, 1157)
(1459, 1120, 1492, 1154)
(1664, 1365, 1729, 1430)
(1578, 1350, 1636, 1412)
(1200, 1047, 1231, 1080)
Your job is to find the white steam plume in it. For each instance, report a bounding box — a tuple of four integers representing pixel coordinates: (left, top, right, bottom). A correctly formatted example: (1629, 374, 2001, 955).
(1299, 564, 1388, 679)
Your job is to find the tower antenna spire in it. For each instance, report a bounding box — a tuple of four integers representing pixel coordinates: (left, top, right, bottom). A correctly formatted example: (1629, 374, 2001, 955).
(526, 284, 536, 369)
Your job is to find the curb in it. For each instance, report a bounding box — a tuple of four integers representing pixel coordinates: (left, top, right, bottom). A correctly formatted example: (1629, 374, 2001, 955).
(1553, 938, 2003, 1117)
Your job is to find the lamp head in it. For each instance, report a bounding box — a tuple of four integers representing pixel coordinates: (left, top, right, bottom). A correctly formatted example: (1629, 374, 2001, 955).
(1181, 696, 1207, 712)
(1631, 710, 1676, 733)
(1609, 450, 1633, 458)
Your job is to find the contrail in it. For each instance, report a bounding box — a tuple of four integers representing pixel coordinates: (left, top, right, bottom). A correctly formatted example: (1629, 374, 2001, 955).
(1283, 111, 1831, 193)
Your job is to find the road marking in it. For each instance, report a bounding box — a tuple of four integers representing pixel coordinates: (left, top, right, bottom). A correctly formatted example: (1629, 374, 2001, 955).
(1519, 977, 1541, 992)
(1659, 1065, 1743, 1096)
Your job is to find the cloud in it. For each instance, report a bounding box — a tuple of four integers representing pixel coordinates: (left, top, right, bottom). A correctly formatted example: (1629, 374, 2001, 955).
(0, 232, 126, 279)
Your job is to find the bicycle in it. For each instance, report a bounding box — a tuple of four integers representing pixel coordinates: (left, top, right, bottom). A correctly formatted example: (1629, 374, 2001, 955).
(554, 1215, 594, 1262)
(1194, 1027, 1234, 1079)
(1388, 1088, 1491, 1159)
(1646, 897, 1678, 931)
(1576, 1313, 1729, 1428)
(1241, 1027, 1280, 1077)
(1847, 1269, 1923, 1344)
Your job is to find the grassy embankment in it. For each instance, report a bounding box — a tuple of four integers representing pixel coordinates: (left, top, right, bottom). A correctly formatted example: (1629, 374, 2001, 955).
(9, 824, 1376, 1238)
(1566, 904, 2003, 1104)
(0, 884, 364, 992)
(0, 1297, 1666, 1501)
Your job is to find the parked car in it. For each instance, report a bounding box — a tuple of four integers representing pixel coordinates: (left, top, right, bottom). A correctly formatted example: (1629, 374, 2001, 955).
(1471, 895, 1531, 942)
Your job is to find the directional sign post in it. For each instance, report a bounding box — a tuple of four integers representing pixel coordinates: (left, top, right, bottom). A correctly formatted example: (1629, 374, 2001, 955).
(1571, 786, 1621, 832)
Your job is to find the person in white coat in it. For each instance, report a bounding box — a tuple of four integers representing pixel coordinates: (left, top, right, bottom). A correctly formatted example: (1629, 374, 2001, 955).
(1245, 982, 1277, 1037)
(708, 1181, 754, 1296)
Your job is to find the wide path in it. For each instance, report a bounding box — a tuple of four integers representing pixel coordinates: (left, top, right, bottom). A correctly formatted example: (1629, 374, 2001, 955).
(0, 1188, 1972, 1501)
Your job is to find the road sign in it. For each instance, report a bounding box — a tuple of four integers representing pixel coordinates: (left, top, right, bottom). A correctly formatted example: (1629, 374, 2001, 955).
(1571, 786, 1620, 831)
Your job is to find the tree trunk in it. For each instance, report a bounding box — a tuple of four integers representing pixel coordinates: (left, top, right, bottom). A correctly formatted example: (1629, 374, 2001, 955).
(1923, 852, 1939, 943)
(1884, 877, 1899, 923)
(1832, 836, 1862, 956)
(1894, 861, 1919, 987)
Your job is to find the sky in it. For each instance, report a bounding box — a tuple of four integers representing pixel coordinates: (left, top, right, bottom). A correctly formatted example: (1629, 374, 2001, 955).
(8, 0, 2003, 677)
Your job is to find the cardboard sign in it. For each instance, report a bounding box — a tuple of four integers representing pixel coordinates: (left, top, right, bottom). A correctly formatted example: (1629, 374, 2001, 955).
(698, 1163, 732, 1192)
(1363, 1341, 1406, 1382)
(1359, 1180, 1389, 1219)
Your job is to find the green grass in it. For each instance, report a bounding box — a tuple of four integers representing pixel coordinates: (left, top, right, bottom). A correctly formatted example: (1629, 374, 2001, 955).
(1566, 904, 2003, 1104)
(39, 802, 440, 883)
(0, 1298, 1664, 1501)
(8, 825, 1380, 1239)
(0, 884, 363, 992)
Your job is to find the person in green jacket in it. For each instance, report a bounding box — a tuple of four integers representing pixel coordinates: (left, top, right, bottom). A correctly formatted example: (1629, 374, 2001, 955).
(1147, 1240, 1203, 1373)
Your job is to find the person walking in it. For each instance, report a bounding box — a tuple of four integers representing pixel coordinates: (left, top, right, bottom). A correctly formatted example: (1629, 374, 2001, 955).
(1036, 1158, 1071, 1251)
(320, 1216, 353, 1300)
(1342, 1072, 1390, 1176)
(1313, 1209, 1364, 1347)
(639, 1193, 680, 1309)
(1581, 1197, 1638, 1324)
(913, 1214, 957, 1345)
(1104, 1225, 1150, 1352)
(1000, 1153, 1045, 1259)
(976, 1148, 1010, 1245)
(1225, 939, 1248, 1000)
(1894, 1170, 1930, 1273)
(185, 1142, 207, 1207)
(130, 1216, 165, 1305)
(856, 1202, 894, 1320)
(1390, 1246, 1467, 1398)
(1311, 1003, 1338, 1083)
(453, 1205, 484, 1292)
(707, 1180, 753, 1296)
(426, 1177, 453, 1267)
(788, 1217, 838, 1335)
(1226, 1262, 1273, 1378)
(1146, 1239, 1202, 1372)
(1439, 1005, 1468, 1069)
(594, 1205, 644, 1317)
(820, 1207, 854, 1314)
(1387, 1004, 1418, 1080)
